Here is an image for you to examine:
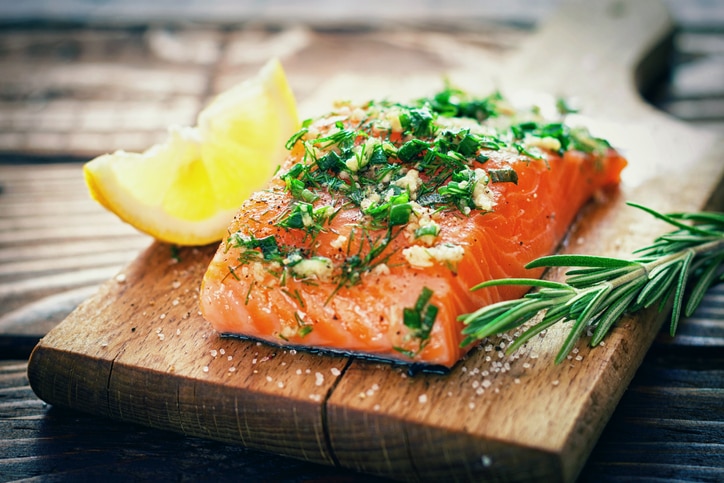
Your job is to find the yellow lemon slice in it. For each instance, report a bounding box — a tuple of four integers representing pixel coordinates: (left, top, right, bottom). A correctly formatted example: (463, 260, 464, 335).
(84, 58, 299, 246)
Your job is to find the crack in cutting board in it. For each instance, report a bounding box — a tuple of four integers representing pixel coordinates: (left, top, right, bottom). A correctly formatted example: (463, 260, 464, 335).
(27, 1, 724, 481)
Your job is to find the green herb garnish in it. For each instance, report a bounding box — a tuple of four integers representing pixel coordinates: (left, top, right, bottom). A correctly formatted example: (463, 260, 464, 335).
(438, 168, 482, 213)
(228, 233, 282, 262)
(414, 224, 440, 240)
(397, 286, 439, 354)
(423, 86, 503, 121)
(277, 202, 333, 234)
(228, 87, 618, 313)
(460, 202, 724, 363)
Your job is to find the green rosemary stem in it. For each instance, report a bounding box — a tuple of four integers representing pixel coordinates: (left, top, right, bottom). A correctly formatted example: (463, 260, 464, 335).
(460, 204, 724, 364)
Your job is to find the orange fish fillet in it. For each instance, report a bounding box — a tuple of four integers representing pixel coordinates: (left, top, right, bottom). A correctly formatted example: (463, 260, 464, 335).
(200, 91, 626, 368)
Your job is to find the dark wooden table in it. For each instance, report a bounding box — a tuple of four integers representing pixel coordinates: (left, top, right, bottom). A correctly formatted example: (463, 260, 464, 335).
(1, 2, 723, 481)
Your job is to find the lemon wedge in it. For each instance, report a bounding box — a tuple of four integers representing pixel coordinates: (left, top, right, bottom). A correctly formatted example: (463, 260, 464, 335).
(84, 58, 299, 246)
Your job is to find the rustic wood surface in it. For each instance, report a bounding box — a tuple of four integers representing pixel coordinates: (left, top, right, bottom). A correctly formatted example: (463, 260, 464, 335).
(2, 0, 724, 482)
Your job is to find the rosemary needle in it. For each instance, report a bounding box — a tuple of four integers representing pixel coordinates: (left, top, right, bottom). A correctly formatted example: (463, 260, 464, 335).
(459, 202, 724, 364)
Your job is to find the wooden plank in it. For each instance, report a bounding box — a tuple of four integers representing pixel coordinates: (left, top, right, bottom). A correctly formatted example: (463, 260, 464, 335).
(24, 1, 724, 482)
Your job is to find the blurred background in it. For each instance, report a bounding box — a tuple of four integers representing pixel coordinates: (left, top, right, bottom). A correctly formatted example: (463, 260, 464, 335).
(0, 0, 722, 160)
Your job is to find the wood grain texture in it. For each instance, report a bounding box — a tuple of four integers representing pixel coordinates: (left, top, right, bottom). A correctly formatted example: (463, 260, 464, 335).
(22, 0, 724, 482)
(5, 286, 722, 482)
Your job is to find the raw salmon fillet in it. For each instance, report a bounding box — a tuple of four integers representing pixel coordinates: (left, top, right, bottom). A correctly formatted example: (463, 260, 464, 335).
(200, 90, 626, 368)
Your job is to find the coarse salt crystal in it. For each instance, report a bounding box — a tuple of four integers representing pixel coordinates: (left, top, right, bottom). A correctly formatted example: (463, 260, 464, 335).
(331, 367, 341, 376)
(315, 372, 324, 386)
(266, 376, 273, 382)
(418, 394, 428, 404)
(203, 366, 209, 373)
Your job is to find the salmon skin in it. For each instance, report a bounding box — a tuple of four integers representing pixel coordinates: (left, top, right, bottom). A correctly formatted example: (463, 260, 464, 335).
(200, 89, 626, 368)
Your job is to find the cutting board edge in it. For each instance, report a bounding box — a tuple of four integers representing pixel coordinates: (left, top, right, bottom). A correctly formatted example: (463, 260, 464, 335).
(324, 394, 567, 482)
(27, 340, 341, 466)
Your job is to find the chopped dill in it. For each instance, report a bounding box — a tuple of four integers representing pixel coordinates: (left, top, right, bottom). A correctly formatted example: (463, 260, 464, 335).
(226, 86, 615, 341)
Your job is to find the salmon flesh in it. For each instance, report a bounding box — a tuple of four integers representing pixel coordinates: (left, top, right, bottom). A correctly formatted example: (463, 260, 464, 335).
(200, 90, 626, 368)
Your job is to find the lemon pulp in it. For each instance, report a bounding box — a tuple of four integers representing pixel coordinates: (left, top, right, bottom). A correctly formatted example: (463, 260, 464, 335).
(84, 58, 299, 246)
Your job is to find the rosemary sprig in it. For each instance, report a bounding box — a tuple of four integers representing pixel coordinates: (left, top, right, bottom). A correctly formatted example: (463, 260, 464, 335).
(459, 202, 724, 364)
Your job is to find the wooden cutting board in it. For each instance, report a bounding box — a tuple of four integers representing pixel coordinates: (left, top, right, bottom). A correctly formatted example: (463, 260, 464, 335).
(27, 1, 724, 481)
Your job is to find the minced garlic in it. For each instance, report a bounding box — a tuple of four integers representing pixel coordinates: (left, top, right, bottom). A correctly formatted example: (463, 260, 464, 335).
(402, 243, 465, 269)
(473, 168, 496, 211)
(393, 169, 422, 198)
(290, 257, 334, 281)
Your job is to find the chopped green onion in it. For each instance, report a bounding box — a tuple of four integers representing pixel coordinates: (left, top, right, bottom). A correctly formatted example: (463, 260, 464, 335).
(285, 128, 308, 150)
(397, 139, 429, 162)
(457, 133, 481, 156)
(402, 286, 438, 349)
(389, 202, 413, 226)
(414, 224, 440, 239)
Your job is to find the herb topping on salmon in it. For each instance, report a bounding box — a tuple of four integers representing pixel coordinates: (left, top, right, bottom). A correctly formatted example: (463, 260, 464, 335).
(200, 88, 627, 368)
